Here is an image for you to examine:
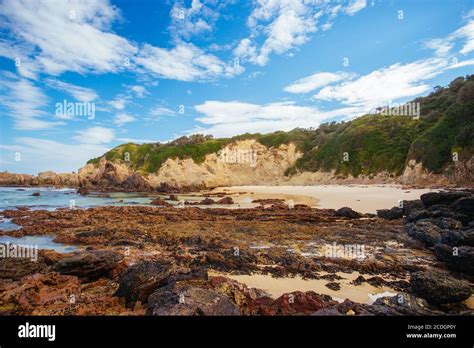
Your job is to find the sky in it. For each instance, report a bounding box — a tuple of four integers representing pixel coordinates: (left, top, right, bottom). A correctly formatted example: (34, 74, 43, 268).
(0, 0, 473, 174)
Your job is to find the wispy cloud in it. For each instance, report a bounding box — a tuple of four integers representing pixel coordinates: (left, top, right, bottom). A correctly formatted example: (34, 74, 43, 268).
(45, 78, 99, 102)
(114, 112, 136, 126)
(234, 0, 367, 66)
(284, 71, 356, 94)
(193, 100, 362, 137)
(0, 0, 137, 77)
(135, 42, 244, 82)
(74, 127, 115, 144)
(0, 72, 62, 130)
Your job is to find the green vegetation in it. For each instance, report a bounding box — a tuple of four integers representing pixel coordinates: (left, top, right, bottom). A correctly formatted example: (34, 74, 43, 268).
(88, 75, 474, 176)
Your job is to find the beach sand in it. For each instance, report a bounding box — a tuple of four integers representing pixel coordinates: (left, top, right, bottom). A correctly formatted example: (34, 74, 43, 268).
(213, 185, 437, 213)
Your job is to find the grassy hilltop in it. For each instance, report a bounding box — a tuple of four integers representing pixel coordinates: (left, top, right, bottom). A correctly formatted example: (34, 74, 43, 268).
(88, 75, 474, 177)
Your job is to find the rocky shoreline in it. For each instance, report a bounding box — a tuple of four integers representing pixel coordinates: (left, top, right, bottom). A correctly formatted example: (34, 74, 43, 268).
(0, 190, 472, 315)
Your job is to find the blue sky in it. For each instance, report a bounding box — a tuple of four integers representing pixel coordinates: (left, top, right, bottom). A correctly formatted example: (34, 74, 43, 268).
(0, 0, 473, 174)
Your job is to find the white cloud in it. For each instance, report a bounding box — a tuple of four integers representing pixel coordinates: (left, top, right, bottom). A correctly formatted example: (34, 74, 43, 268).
(0, 72, 62, 130)
(45, 79, 99, 102)
(345, 0, 367, 16)
(0, 0, 137, 76)
(193, 100, 362, 137)
(135, 42, 243, 81)
(128, 85, 149, 98)
(74, 127, 115, 144)
(0, 137, 111, 174)
(234, 0, 368, 66)
(114, 113, 136, 126)
(313, 59, 447, 109)
(108, 96, 128, 110)
(284, 71, 355, 94)
(424, 20, 474, 57)
(150, 106, 177, 117)
(169, 0, 223, 40)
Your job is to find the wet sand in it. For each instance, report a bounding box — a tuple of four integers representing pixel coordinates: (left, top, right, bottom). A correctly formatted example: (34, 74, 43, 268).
(215, 185, 437, 213)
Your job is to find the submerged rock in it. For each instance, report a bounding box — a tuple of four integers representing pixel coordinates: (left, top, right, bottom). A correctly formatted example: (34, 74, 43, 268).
(77, 186, 90, 196)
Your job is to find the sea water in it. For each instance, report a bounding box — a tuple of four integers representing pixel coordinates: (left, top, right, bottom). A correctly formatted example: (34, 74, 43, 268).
(0, 186, 154, 211)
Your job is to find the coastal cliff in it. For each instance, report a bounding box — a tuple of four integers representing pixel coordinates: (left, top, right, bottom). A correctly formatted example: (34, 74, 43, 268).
(1, 75, 473, 190)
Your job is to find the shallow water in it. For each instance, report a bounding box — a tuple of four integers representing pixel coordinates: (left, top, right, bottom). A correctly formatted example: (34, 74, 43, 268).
(0, 187, 155, 211)
(0, 217, 21, 231)
(209, 270, 400, 305)
(0, 235, 77, 253)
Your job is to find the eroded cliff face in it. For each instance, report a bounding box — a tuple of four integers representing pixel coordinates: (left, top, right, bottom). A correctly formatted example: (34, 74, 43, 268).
(78, 139, 302, 190)
(1, 140, 472, 190)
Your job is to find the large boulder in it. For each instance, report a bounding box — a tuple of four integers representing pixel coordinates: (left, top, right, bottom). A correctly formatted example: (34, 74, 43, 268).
(406, 209, 430, 223)
(115, 260, 207, 304)
(335, 207, 361, 219)
(420, 191, 470, 208)
(452, 197, 474, 218)
(407, 220, 443, 247)
(401, 200, 424, 216)
(410, 270, 472, 305)
(54, 250, 123, 281)
(433, 244, 474, 275)
(147, 283, 240, 315)
(377, 207, 403, 220)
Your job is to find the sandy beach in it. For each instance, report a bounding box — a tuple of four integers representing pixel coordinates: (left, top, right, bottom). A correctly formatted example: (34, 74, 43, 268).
(215, 185, 438, 213)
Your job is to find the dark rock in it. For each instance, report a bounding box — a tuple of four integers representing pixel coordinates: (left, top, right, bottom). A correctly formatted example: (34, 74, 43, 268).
(434, 217, 463, 230)
(115, 260, 173, 304)
(351, 275, 366, 286)
(410, 270, 472, 305)
(335, 207, 361, 219)
(441, 230, 468, 246)
(402, 200, 424, 216)
(325, 282, 341, 291)
(150, 199, 171, 206)
(377, 207, 403, 220)
(452, 197, 474, 218)
(368, 294, 440, 315)
(31, 192, 40, 197)
(420, 191, 470, 208)
(366, 276, 386, 287)
(201, 198, 216, 205)
(148, 283, 240, 315)
(54, 250, 123, 281)
(77, 187, 89, 196)
(169, 195, 179, 201)
(407, 220, 442, 247)
(115, 261, 208, 304)
(122, 173, 150, 191)
(434, 244, 474, 275)
(406, 209, 430, 222)
(217, 197, 234, 205)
